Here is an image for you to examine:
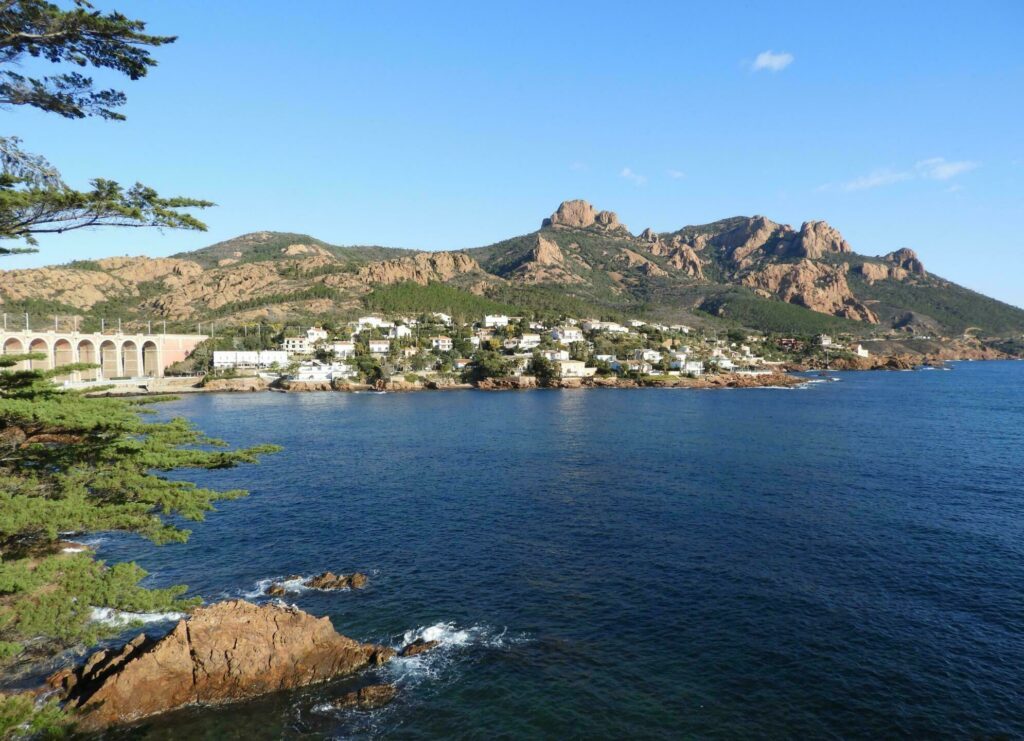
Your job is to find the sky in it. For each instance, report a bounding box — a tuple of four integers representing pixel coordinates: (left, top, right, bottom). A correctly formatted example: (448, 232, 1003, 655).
(7, 1, 1024, 308)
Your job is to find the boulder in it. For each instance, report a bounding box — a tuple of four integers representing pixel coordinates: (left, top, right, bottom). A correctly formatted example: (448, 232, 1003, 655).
(57, 600, 393, 731)
(794, 220, 852, 258)
(884, 247, 926, 276)
(305, 571, 368, 590)
(331, 684, 397, 710)
(400, 639, 441, 657)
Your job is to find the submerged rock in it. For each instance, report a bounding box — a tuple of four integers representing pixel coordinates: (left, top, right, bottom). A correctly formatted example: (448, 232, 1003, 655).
(305, 571, 368, 590)
(55, 600, 393, 731)
(400, 639, 440, 657)
(331, 684, 397, 710)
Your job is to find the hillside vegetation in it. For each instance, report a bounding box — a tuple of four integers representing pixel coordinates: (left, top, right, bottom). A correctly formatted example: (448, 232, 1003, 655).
(2, 200, 1022, 338)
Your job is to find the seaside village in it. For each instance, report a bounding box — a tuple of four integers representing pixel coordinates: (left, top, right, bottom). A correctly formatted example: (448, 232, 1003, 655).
(208, 312, 872, 386)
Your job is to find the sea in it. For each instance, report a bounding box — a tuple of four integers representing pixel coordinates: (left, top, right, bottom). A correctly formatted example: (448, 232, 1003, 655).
(87, 361, 1024, 739)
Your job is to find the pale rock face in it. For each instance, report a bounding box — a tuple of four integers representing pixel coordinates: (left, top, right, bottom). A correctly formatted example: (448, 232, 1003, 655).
(543, 200, 625, 232)
(857, 262, 909, 283)
(743, 259, 879, 323)
(795, 220, 852, 258)
(639, 227, 659, 243)
(531, 235, 565, 266)
(354, 251, 481, 286)
(510, 235, 585, 285)
(719, 216, 787, 266)
(885, 248, 926, 276)
(0, 267, 131, 309)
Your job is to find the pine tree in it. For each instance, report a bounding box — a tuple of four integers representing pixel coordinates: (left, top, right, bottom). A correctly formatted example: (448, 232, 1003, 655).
(0, 353, 279, 665)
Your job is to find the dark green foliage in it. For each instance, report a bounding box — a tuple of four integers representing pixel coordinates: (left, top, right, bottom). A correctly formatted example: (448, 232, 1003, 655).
(365, 282, 519, 321)
(0, 0, 174, 120)
(0, 137, 211, 252)
(848, 272, 1024, 335)
(0, 353, 279, 666)
(698, 289, 866, 335)
(174, 231, 413, 269)
(463, 350, 512, 383)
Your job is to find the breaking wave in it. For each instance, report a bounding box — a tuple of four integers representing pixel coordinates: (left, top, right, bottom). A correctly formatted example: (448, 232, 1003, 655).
(90, 607, 185, 627)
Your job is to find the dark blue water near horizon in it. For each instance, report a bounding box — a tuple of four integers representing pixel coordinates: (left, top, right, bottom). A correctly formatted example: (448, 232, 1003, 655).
(92, 362, 1024, 739)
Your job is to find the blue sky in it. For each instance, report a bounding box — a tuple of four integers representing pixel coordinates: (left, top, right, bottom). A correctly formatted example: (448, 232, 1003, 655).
(9, 1, 1024, 307)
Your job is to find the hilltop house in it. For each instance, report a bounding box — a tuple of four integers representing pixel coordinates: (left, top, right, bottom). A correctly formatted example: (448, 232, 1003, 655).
(432, 312, 453, 325)
(389, 325, 413, 339)
(483, 314, 510, 328)
(431, 336, 454, 351)
(368, 339, 390, 355)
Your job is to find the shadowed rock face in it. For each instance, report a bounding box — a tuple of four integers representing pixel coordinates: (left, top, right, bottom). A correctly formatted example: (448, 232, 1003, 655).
(53, 600, 394, 731)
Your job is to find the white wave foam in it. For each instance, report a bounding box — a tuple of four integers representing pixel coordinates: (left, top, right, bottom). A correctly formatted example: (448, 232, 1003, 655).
(384, 622, 528, 684)
(61, 546, 87, 553)
(241, 575, 313, 600)
(90, 607, 185, 627)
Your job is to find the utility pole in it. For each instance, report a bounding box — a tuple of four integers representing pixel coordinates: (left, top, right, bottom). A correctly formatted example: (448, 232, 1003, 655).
(118, 318, 122, 334)
(24, 313, 29, 330)
(101, 318, 105, 332)
(163, 320, 167, 335)
(147, 321, 152, 334)
(54, 315, 58, 332)
(2, 313, 6, 331)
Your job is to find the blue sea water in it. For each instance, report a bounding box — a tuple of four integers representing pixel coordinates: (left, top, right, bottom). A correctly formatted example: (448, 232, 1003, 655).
(91, 362, 1024, 739)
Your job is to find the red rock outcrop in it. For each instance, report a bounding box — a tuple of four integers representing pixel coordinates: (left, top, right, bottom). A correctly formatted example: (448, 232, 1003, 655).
(794, 220, 851, 258)
(885, 248, 926, 276)
(353, 251, 481, 286)
(55, 600, 393, 731)
(742, 260, 879, 323)
(542, 200, 626, 232)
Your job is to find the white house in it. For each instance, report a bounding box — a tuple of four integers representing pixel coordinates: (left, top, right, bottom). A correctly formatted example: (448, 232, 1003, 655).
(432, 312, 452, 325)
(684, 360, 704, 375)
(634, 348, 663, 363)
(212, 350, 290, 369)
(290, 360, 354, 382)
(555, 359, 596, 379)
(552, 326, 584, 344)
(282, 336, 309, 354)
(358, 315, 392, 330)
(583, 320, 628, 334)
(669, 324, 692, 334)
(819, 334, 833, 347)
(368, 339, 390, 355)
(539, 348, 570, 362)
(389, 325, 413, 340)
(483, 314, 510, 328)
(306, 326, 329, 343)
(329, 341, 355, 358)
(628, 319, 646, 328)
(854, 344, 870, 358)
(520, 333, 542, 349)
(431, 336, 454, 352)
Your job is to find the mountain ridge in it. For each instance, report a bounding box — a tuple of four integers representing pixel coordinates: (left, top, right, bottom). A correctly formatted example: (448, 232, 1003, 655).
(3, 200, 1023, 338)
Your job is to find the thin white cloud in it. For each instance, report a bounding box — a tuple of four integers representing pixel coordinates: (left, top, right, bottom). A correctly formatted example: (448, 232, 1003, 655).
(667, 169, 685, 179)
(752, 50, 794, 72)
(915, 157, 978, 180)
(822, 158, 980, 192)
(620, 167, 647, 186)
(842, 169, 912, 191)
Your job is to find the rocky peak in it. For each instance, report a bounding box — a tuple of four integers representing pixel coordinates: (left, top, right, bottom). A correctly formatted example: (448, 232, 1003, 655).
(639, 227, 659, 243)
(795, 220, 852, 258)
(885, 247, 926, 276)
(542, 200, 626, 232)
